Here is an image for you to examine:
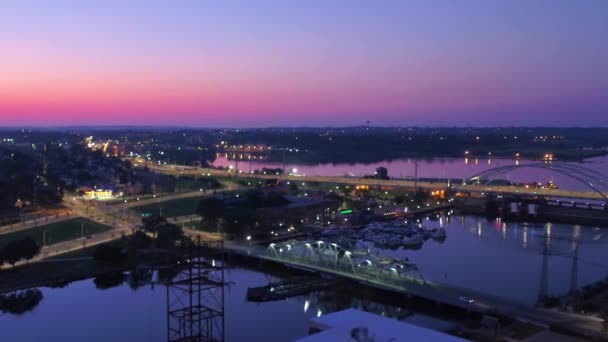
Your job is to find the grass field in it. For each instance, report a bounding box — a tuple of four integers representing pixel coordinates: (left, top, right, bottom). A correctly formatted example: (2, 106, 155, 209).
(0, 218, 113, 247)
(131, 196, 207, 217)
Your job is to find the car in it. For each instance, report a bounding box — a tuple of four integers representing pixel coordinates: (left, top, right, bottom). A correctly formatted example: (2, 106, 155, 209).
(459, 296, 474, 304)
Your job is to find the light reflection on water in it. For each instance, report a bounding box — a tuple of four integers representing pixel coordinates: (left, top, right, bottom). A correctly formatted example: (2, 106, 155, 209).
(373, 215, 608, 305)
(0, 266, 440, 342)
(0, 268, 318, 342)
(2, 217, 608, 340)
(213, 155, 608, 193)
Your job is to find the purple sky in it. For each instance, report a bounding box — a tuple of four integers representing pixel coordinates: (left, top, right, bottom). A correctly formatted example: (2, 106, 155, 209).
(0, 0, 607, 127)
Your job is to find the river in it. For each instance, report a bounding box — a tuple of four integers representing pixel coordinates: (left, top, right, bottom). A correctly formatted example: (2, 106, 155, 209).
(371, 214, 608, 305)
(2, 214, 608, 341)
(213, 155, 608, 193)
(2, 157, 608, 340)
(0, 267, 317, 342)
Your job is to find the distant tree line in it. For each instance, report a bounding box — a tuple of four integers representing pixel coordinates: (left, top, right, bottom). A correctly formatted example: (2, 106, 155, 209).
(363, 167, 389, 180)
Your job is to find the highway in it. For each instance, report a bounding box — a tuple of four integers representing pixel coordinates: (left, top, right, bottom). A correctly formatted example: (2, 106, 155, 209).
(0, 187, 241, 270)
(137, 160, 607, 201)
(0, 213, 76, 236)
(2, 162, 606, 338)
(109, 187, 240, 212)
(0, 228, 127, 271)
(2, 185, 606, 338)
(0, 188, 239, 266)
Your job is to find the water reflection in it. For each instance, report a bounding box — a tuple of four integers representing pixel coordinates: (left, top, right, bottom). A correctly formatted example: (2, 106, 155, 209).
(371, 215, 608, 305)
(0, 266, 466, 342)
(0, 289, 43, 315)
(213, 155, 608, 192)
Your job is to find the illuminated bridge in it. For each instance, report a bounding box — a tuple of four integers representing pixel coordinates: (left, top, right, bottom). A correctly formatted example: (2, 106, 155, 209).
(457, 163, 608, 201)
(220, 239, 606, 337)
(136, 160, 608, 201)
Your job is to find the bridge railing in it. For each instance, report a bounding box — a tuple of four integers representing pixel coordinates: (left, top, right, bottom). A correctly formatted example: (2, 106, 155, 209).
(268, 248, 428, 289)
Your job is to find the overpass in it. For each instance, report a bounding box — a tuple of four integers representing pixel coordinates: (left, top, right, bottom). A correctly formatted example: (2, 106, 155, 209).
(134, 160, 608, 202)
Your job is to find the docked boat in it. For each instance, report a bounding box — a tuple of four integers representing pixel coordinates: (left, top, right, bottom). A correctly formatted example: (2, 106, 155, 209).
(403, 237, 423, 249)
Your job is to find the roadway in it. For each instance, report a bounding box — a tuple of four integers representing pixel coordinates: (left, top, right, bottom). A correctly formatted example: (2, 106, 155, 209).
(0, 188, 235, 266)
(137, 161, 606, 201)
(91, 187, 244, 217)
(0, 213, 77, 236)
(0, 228, 127, 270)
(3, 180, 606, 338)
(0, 189, 226, 235)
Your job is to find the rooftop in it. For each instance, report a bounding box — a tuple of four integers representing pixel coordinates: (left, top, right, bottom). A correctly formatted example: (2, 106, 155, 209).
(295, 309, 469, 342)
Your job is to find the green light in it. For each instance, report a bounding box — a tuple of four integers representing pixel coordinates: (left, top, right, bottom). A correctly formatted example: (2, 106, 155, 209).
(340, 209, 353, 215)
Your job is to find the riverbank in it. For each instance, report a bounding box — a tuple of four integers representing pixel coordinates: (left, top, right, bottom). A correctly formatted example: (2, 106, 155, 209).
(221, 148, 608, 167)
(0, 242, 172, 293)
(0, 257, 129, 293)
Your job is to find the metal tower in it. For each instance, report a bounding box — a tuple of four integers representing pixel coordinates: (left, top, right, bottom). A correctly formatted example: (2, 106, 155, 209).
(167, 237, 225, 342)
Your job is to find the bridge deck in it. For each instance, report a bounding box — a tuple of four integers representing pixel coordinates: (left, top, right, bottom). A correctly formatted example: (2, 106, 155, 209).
(223, 242, 607, 340)
(140, 161, 607, 201)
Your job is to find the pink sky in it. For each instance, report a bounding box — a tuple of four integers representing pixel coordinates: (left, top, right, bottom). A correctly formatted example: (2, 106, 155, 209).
(1, 1, 607, 127)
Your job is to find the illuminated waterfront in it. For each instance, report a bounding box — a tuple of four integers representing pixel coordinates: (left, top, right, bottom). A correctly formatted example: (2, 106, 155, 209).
(213, 156, 608, 193)
(2, 214, 608, 341)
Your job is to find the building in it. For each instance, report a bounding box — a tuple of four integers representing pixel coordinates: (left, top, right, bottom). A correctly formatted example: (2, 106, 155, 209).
(296, 309, 469, 342)
(80, 187, 115, 201)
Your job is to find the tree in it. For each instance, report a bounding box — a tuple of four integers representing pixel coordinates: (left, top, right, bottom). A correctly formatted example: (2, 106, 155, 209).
(244, 189, 289, 208)
(223, 207, 257, 239)
(197, 197, 225, 232)
(287, 182, 298, 192)
(93, 244, 125, 262)
(156, 224, 184, 248)
(19, 237, 41, 263)
(245, 189, 263, 208)
(0, 247, 5, 267)
(141, 215, 167, 237)
(0, 237, 41, 268)
(375, 167, 389, 180)
(265, 192, 289, 207)
(0, 289, 43, 314)
(129, 230, 153, 249)
(94, 272, 126, 290)
(1, 242, 20, 267)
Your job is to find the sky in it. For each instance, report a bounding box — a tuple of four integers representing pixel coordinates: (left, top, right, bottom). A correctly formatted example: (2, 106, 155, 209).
(1, 0, 607, 127)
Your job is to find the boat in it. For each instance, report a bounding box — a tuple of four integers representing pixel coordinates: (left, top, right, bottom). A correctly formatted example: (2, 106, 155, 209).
(403, 237, 423, 249)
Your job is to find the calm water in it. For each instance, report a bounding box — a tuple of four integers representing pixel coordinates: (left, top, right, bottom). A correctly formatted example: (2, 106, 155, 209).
(2, 216, 608, 340)
(3, 157, 608, 340)
(213, 155, 608, 193)
(378, 215, 608, 304)
(0, 268, 317, 342)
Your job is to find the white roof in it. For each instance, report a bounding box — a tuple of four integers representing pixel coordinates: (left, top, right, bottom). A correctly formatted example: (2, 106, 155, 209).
(295, 309, 469, 342)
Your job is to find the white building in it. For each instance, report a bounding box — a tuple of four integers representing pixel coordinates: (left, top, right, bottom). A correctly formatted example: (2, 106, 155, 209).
(295, 309, 469, 342)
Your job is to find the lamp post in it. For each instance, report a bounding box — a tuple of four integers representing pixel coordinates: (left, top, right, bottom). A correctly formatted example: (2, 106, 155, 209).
(43, 230, 49, 247)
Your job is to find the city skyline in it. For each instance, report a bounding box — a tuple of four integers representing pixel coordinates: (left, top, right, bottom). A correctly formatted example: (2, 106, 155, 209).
(1, 0, 607, 127)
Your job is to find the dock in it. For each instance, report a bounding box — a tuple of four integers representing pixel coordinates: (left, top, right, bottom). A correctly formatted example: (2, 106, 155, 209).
(247, 276, 332, 302)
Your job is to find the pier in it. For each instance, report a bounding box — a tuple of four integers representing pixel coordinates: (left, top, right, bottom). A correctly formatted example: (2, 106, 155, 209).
(246, 276, 332, 302)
